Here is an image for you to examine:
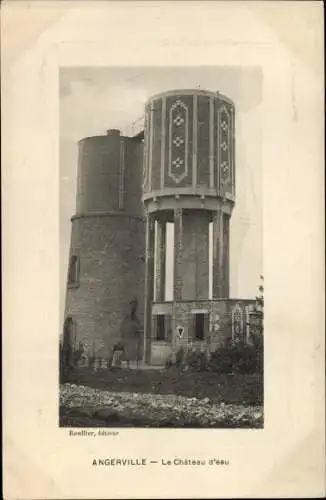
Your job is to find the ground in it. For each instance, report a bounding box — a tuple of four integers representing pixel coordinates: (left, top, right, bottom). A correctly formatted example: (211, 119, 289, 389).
(60, 367, 263, 428)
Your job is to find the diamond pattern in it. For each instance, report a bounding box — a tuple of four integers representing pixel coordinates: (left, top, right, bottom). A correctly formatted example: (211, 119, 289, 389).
(173, 136, 184, 147)
(172, 157, 184, 168)
(169, 99, 188, 184)
(218, 106, 233, 190)
(220, 120, 227, 131)
(173, 115, 184, 126)
(221, 161, 229, 173)
(221, 161, 230, 181)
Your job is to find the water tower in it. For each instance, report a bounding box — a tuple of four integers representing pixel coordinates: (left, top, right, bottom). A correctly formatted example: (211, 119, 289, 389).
(63, 129, 145, 361)
(142, 89, 236, 363)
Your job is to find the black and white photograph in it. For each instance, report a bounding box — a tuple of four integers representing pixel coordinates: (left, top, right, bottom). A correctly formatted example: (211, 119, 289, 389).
(3, 1, 324, 499)
(59, 67, 264, 428)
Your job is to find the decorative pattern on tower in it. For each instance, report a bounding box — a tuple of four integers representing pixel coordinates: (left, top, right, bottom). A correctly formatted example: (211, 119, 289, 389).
(219, 106, 231, 184)
(169, 100, 189, 184)
(217, 99, 234, 199)
(232, 303, 244, 342)
(140, 89, 241, 365)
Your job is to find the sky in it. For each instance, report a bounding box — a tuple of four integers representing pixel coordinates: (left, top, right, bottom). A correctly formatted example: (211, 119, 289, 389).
(60, 66, 263, 322)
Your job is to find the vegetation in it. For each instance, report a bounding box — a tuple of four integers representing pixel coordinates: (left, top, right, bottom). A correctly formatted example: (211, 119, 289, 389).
(210, 338, 263, 374)
(255, 275, 264, 314)
(63, 366, 262, 406)
(167, 338, 263, 375)
(59, 278, 264, 427)
(59, 340, 85, 383)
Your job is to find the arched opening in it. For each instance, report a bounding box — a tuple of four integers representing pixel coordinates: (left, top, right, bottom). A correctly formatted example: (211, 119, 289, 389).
(68, 255, 80, 285)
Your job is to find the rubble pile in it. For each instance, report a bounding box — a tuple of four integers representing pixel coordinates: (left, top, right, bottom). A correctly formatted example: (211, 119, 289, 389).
(60, 384, 263, 428)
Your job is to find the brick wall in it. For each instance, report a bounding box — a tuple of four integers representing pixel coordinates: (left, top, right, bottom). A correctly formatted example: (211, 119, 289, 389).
(64, 132, 145, 360)
(147, 298, 256, 365)
(171, 299, 256, 355)
(64, 215, 145, 358)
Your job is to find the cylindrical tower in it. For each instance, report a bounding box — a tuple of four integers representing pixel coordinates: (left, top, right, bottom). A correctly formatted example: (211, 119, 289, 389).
(64, 129, 145, 361)
(142, 89, 236, 362)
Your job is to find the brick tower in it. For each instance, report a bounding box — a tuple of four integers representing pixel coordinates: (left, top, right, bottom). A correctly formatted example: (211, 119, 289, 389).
(142, 90, 236, 364)
(63, 129, 145, 362)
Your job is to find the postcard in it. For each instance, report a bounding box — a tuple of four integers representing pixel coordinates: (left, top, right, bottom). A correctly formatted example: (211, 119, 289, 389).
(2, 1, 324, 498)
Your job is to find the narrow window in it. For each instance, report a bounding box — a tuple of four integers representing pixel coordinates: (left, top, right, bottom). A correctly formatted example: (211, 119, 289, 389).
(194, 313, 205, 340)
(156, 314, 166, 341)
(68, 255, 80, 285)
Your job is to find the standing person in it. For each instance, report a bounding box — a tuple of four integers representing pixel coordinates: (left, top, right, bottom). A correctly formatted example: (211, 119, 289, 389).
(111, 341, 125, 368)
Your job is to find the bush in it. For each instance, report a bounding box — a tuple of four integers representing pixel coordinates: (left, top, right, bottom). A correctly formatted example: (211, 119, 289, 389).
(175, 347, 184, 367)
(184, 350, 208, 372)
(164, 355, 173, 369)
(163, 339, 263, 375)
(209, 339, 263, 374)
(59, 341, 85, 383)
(165, 347, 209, 372)
(253, 334, 264, 374)
(209, 346, 233, 374)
